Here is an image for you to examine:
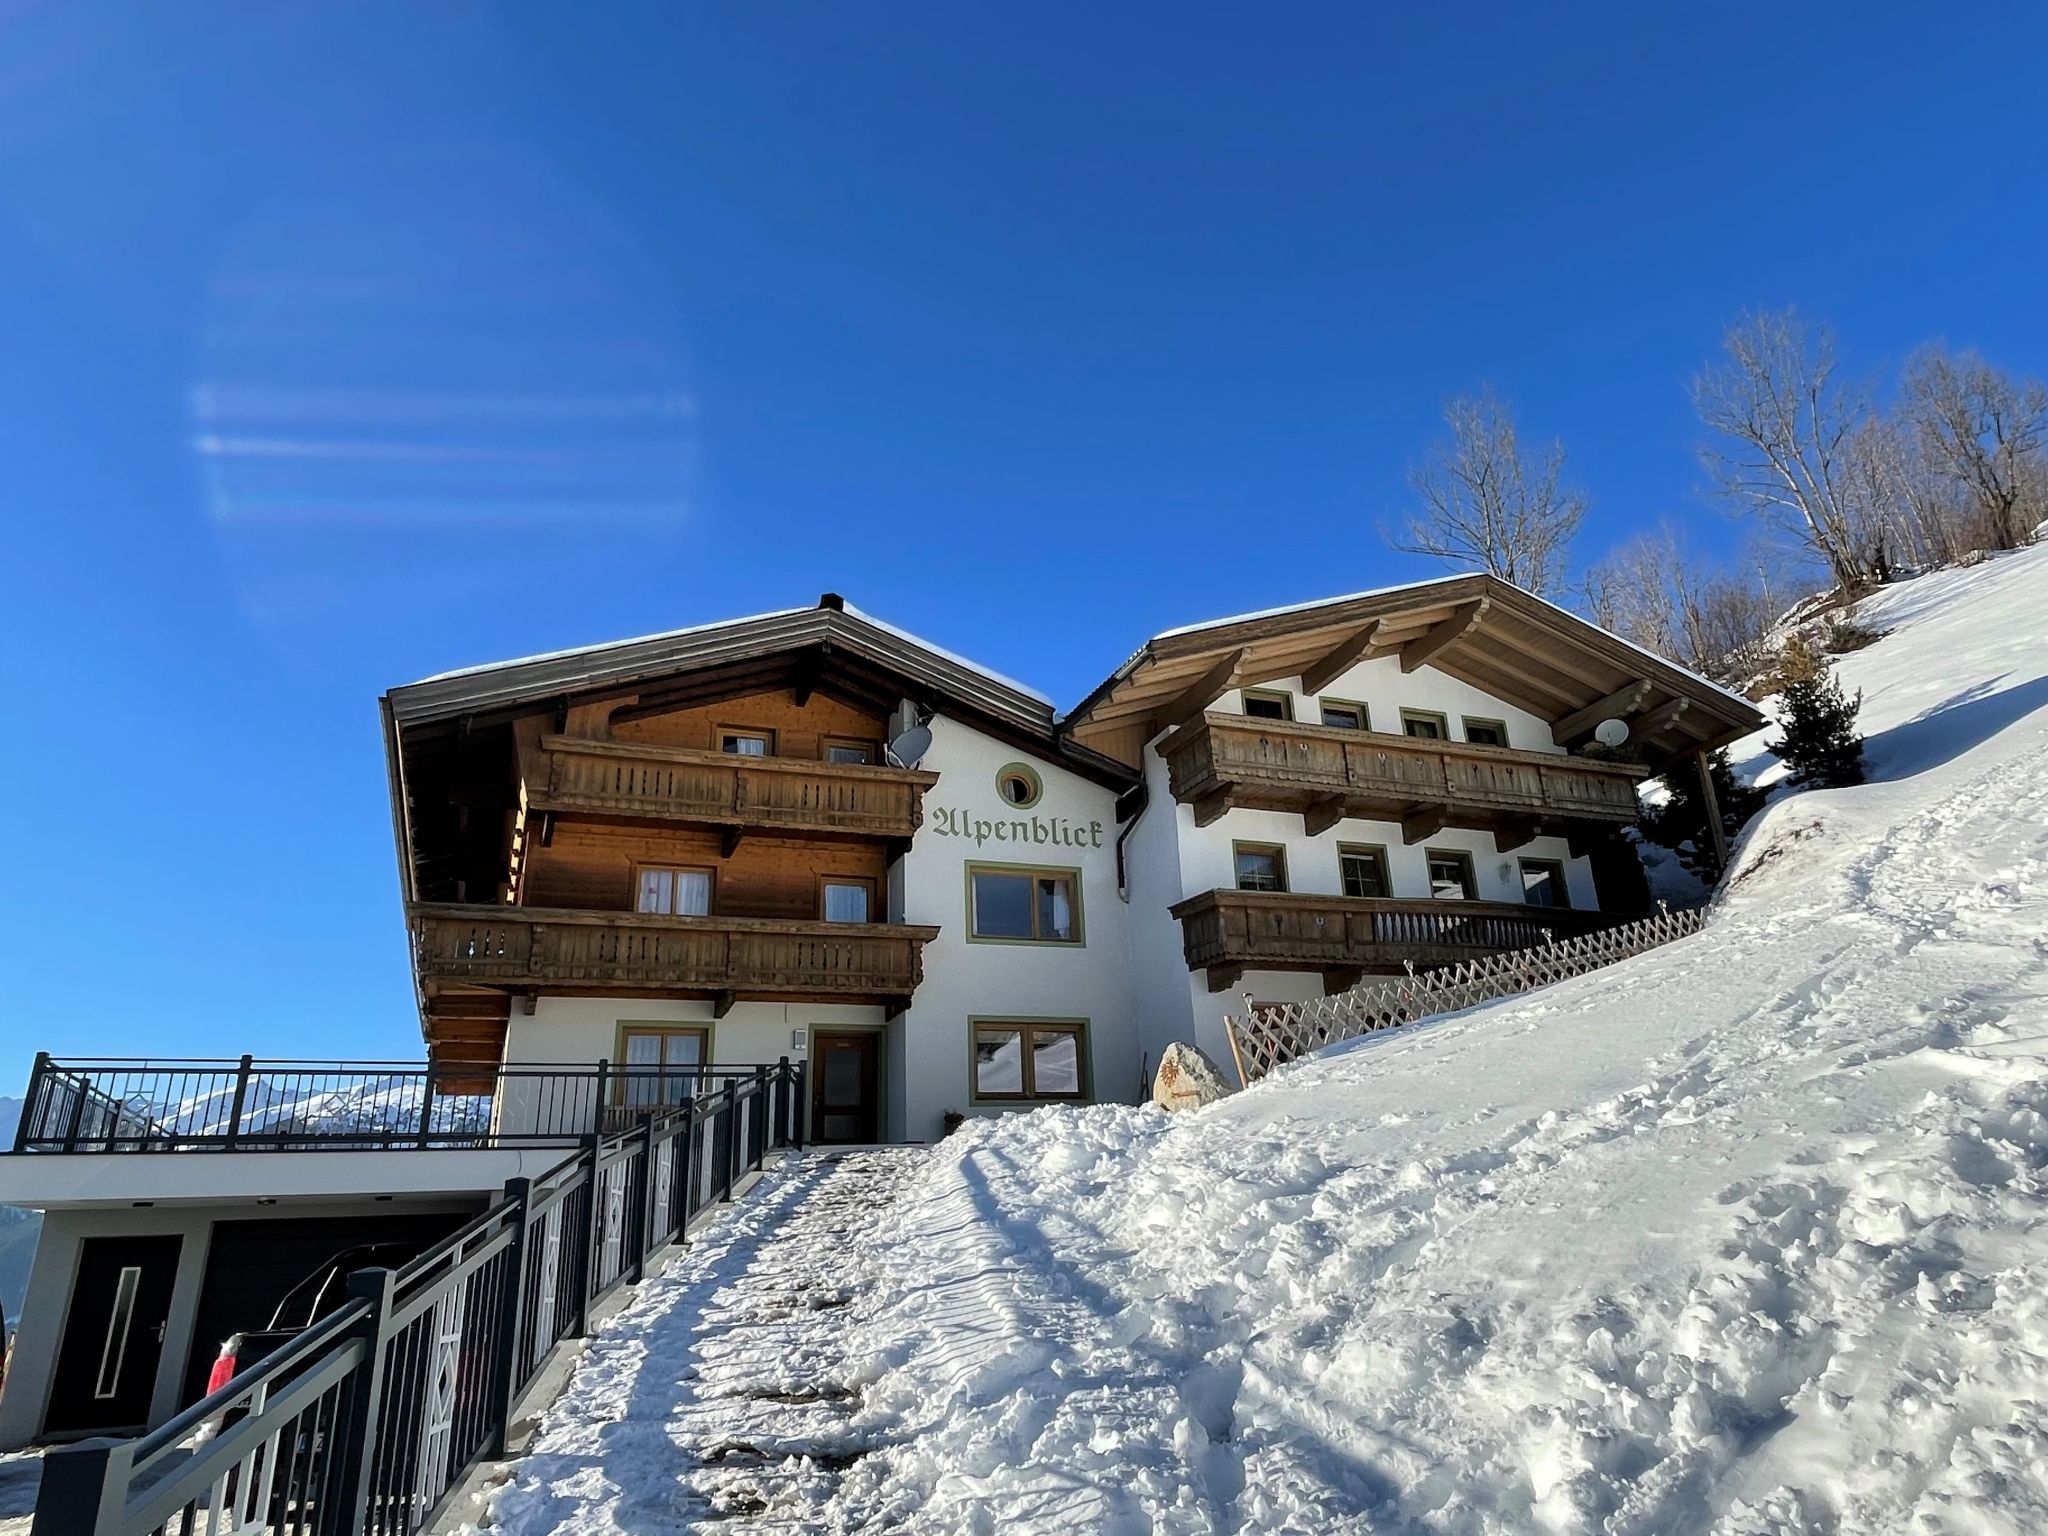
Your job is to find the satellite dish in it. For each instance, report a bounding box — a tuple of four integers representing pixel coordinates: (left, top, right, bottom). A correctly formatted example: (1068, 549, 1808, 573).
(885, 725, 934, 769)
(1593, 718, 1630, 747)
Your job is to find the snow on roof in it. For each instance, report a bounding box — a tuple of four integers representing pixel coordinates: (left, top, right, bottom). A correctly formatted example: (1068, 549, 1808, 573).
(1152, 571, 1755, 712)
(403, 600, 1052, 709)
(406, 605, 814, 687)
(841, 604, 1053, 706)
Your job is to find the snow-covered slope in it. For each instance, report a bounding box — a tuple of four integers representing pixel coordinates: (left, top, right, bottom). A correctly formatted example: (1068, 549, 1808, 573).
(825, 544, 2048, 1532)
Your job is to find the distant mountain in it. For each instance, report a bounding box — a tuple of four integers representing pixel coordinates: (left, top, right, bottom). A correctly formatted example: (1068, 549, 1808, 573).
(0, 1098, 36, 1328)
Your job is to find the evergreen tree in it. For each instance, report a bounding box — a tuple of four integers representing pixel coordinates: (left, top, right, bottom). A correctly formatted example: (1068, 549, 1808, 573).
(1768, 635, 1867, 788)
(1641, 747, 1766, 882)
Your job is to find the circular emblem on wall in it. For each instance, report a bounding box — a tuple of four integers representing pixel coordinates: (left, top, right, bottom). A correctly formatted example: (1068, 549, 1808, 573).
(995, 761, 1044, 809)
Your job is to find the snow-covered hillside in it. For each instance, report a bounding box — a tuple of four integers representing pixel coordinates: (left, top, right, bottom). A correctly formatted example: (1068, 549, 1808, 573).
(825, 544, 2048, 1532)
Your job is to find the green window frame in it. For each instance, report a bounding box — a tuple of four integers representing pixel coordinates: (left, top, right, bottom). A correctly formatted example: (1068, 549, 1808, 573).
(1518, 858, 1571, 909)
(965, 863, 1085, 945)
(970, 1017, 1090, 1103)
(1401, 709, 1449, 740)
(1318, 698, 1370, 730)
(1233, 841, 1289, 892)
(1425, 847, 1477, 901)
(1337, 843, 1391, 899)
(1462, 717, 1509, 748)
(1241, 689, 1294, 721)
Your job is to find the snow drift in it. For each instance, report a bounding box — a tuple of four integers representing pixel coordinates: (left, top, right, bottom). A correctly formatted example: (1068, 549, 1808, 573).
(826, 544, 2048, 1533)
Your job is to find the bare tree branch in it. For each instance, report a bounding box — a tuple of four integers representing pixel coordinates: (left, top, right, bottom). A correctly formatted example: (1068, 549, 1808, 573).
(1387, 385, 1587, 596)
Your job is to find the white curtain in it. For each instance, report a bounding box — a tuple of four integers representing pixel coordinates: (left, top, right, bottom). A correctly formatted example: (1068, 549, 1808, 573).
(1046, 881, 1072, 939)
(672, 870, 711, 916)
(824, 883, 869, 923)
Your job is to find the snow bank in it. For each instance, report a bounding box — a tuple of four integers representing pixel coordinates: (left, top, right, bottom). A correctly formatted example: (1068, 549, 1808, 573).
(825, 544, 2048, 1532)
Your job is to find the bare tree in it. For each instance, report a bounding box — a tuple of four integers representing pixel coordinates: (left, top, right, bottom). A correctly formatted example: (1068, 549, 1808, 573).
(1691, 308, 1871, 594)
(1900, 344, 2048, 551)
(1582, 523, 1780, 685)
(1389, 386, 1587, 595)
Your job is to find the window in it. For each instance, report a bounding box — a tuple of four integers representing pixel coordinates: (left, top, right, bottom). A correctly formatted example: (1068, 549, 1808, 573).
(968, 865, 1082, 943)
(1338, 843, 1391, 899)
(995, 762, 1044, 809)
(719, 728, 773, 756)
(1519, 859, 1570, 909)
(1425, 849, 1477, 901)
(824, 738, 877, 765)
(1241, 690, 1294, 721)
(972, 1020, 1088, 1101)
(1233, 842, 1288, 892)
(617, 1025, 708, 1110)
(1401, 710, 1449, 740)
(1462, 718, 1509, 748)
(820, 876, 874, 923)
(1319, 699, 1369, 730)
(636, 866, 712, 916)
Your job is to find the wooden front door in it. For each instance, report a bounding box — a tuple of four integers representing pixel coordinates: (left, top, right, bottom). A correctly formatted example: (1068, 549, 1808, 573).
(810, 1032, 880, 1144)
(45, 1233, 183, 1436)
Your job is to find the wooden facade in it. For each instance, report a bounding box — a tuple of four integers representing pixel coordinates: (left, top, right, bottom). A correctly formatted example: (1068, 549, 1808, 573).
(405, 679, 954, 1069)
(1170, 888, 1622, 992)
(1161, 712, 1648, 845)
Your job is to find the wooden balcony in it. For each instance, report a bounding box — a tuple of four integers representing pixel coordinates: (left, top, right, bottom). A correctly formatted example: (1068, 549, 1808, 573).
(526, 735, 939, 843)
(1169, 888, 1626, 991)
(411, 904, 940, 1014)
(1160, 713, 1648, 845)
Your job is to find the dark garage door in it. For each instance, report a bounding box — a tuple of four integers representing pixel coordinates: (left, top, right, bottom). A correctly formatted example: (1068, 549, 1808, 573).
(180, 1210, 469, 1406)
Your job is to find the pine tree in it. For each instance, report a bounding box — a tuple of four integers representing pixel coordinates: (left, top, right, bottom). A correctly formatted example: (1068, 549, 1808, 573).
(1768, 634, 1867, 788)
(1641, 747, 1766, 882)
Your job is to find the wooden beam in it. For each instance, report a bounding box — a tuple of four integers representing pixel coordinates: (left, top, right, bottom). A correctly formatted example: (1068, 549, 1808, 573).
(1302, 793, 1348, 838)
(1153, 648, 1249, 733)
(720, 826, 744, 859)
(1204, 962, 1245, 994)
(1401, 807, 1445, 845)
(1696, 749, 1728, 871)
(1554, 679, 1653, 743)
(1442, 648, 1583, 713)
(1633, 696, 1693, 741)
(1399, 599, 1490, 674)
(1321, 966, 1364, 995)
(1300, 620, 1386, 695)
(1192, 788, 1234, 827)
(1492, 817, 1542, 853)
(713, 989, 738, 1019)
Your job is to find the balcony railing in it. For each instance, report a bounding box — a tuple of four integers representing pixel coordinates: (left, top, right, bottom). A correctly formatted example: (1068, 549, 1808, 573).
(1160, 713, 1647, 830)
(527, 735, 939, 839)
(1169, 888, 1628, 991)
(411, 904, 939, 1002)
(10, 1054, 792, 1152)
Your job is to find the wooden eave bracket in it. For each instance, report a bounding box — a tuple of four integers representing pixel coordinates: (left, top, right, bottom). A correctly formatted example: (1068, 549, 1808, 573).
(1300, 619, 1387, 695)
(1399, 599, 1490, 675)
(1554, 678, 1653, 743)
(1303, 793, 1349, 838)
(1401, 806, 1446, 845)
(1153, 648, 1249, 734)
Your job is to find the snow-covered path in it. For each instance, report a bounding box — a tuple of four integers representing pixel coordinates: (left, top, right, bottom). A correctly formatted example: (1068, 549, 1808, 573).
(473, 1149, 925, 1534)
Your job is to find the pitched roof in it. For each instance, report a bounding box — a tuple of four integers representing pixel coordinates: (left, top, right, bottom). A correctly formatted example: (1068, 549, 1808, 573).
(1061, 572, 1766, 766)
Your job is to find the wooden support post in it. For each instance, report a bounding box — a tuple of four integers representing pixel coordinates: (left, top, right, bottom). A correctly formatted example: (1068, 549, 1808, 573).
(488, 1177, 532, 1455)
(1696, 749, 1729, 873)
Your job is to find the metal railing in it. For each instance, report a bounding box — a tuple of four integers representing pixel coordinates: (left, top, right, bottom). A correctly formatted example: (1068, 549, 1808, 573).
(1222, 905, 1709, 1084)
(28, 1059, 805, 1536)
(10, 1056, 784, 1153)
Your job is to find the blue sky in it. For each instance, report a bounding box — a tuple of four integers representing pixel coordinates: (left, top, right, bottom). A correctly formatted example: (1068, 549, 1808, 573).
(4, 4, 2044, 1080)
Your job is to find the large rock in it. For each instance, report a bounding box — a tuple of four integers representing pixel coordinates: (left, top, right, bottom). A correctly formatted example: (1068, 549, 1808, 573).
(1152, 1042, 1233, 1112)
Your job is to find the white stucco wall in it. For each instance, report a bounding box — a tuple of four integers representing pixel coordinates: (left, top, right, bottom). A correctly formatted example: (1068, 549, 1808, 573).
(1125, 654, 1608, 1070)
(893, 713, 1138, 1142)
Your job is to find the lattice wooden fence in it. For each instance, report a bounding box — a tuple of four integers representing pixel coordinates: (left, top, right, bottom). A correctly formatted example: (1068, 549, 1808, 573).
(1223, 905, 1709, 1085)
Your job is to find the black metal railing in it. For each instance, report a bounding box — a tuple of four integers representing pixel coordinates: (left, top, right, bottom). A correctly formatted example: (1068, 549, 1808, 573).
(28, 1058, 805, 1536)
(10, 1055, 784, 1153)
